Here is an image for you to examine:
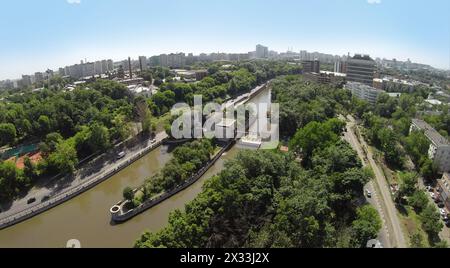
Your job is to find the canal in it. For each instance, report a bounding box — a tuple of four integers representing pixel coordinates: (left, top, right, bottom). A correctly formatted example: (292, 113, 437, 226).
(0, 144, 240, 248)
(0, 85, 270, 248)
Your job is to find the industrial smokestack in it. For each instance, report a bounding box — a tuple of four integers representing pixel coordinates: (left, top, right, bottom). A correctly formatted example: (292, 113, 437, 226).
(128, 57, 132, 78)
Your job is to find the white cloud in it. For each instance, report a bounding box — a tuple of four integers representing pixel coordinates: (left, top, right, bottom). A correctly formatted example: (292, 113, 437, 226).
(67, 0, 81, 4)
(367, 0, 381, 4)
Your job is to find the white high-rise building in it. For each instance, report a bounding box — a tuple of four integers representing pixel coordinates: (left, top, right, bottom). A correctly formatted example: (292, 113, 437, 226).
(256, 44, 269, 59)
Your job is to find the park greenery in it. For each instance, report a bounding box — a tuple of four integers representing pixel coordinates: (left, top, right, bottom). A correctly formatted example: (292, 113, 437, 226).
(349, 78, 448, 247)
(124, 139, 215, 208)
(0, 60, 302, 204)
(148, 60, 302, 116)
(135, 75, 381, 248)
(0, 80, 138, 202)
(271, 75, 351, 138)
(135, 147, 378, 248)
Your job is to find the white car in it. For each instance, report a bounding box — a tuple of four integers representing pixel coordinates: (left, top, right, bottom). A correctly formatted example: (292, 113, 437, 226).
(365, 189, 372, 198)
(439, 208, 447, 217)
(116, 151, 126, 159)
(426, 186, 433, 192)
(430, 192, 436, 199)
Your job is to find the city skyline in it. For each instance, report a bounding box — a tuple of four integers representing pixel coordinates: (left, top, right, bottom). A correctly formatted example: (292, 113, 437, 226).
(0, 0, 449, 80)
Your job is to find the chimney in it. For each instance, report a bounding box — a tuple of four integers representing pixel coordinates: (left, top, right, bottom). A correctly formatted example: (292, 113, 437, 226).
(128, 57, 132, 78)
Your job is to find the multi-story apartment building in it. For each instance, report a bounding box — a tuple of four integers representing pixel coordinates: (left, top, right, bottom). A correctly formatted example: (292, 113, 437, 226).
(94, 61, 103, 75)
(334, 60, 347, 73)
(346, 54, 376, 86)
(301, 60, 320, 73)
(159, 53, 185, 68)
(34, 72, 44, 83)
(345, 81, 384, 105)
(138, 56, 148, 71)
(410, 119, 450, 173)
(82, 62, 95, 77)
(21, 75, 32, 87)
(256, 44, 269, 59)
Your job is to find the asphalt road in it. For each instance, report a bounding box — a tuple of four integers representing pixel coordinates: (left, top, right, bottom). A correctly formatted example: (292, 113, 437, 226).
(344, 115, 407, 248)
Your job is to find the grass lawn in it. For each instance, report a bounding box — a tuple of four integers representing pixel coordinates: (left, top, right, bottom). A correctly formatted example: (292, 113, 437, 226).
(399, 206, 430, 247)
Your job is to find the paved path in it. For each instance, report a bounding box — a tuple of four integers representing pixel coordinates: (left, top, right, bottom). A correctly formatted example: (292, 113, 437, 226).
(344, 115, 407, 248)
(0, 132, 168, 227)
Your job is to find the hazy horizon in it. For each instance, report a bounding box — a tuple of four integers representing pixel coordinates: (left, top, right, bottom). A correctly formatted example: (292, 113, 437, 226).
(1, 0, 449, 80)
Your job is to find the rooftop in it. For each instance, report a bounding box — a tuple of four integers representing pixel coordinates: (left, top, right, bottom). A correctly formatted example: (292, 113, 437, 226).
(352, 54, 374, 61)
(411, 119, 449, 146)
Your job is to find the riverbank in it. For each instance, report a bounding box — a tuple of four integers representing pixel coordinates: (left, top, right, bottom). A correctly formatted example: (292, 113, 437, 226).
(0, 132, 168, 230)
(110, 140, 234, 223)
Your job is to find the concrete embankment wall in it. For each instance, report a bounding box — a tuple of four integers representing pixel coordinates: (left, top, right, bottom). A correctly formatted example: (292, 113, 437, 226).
(112, 141, 234, 223)
(0, 139, 165, 230)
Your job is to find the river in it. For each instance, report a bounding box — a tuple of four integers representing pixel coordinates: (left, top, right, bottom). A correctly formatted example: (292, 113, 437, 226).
(0, 85, 270, 248)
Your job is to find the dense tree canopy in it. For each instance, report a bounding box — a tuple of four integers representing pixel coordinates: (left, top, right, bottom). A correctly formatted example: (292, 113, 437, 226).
(135, 144, 377, 248)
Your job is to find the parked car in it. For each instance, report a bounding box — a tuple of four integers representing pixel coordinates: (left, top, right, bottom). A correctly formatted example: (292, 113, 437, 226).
(365, 189, 372, 198)
(41, 195, 50, 202)
(437, 202, 445, 208)
(439, 208, 447, 217)
(430, 192, 436, 199)
(27, 197, 36, 204)
(426, 186, 433, 192)
(151, 139, 157, 143)
(116, 151, 126, 159)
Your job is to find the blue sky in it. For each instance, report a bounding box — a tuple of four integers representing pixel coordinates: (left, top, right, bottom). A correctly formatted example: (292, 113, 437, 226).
(0, 0, 449, 80)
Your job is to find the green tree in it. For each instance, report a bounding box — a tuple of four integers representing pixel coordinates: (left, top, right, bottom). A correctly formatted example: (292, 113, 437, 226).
(433, 240, 449, 248)
(0, 161, 22, 201)
(40, 132, 63, 154)
(38, 115, 51, 135)
(47, 140, 78, 174)
(141, 70, 153, 83)
(23, 156, 38, 181)
(398, 172, 418, 197)
(289, 119, 341, 161)
(88, 123, 111, 152)
(135, 97, 153, 134)
(419, 158, 437, 180)
(409, 232, 425, 248)
(0, 123, 16, 146)
(420, 204, 444, 236)
(111, 114, 131, 141)
(351, 205, 382, 248)
(404, 131, 430, 164)
(123, 186, 134, 201)
(408, 190, 429, 212)
(377, 128, 404, 167)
